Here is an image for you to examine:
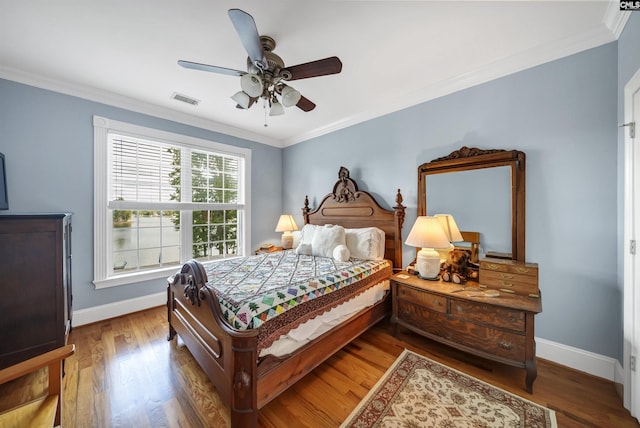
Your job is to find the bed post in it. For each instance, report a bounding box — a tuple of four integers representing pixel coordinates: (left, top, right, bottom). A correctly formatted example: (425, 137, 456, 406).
(302, 195, 310, 225)
(229, 336, 259, 428)
(393, 189, 406, 271)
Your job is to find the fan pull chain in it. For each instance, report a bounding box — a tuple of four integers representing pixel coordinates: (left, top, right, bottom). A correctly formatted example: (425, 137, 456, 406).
(263, 98, 268, 127)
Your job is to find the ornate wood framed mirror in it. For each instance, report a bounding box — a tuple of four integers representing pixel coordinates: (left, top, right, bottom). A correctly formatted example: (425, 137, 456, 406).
(418, 146, 526, 262)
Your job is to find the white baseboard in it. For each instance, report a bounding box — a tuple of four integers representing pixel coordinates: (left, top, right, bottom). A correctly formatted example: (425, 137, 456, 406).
(536, 337, 619, 382)
(72, 292, 166, 327)
(71, 293, 622, 383)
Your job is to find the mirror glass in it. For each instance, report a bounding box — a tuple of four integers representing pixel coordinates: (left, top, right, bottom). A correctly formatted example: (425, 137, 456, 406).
(425, 166, 511, 256)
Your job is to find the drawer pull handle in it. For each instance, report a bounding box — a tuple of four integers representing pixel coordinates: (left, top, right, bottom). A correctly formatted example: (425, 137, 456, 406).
(501, 273, 514, 279)
(498, 341, 513, 351)
(433, 299, 442, 306)
(486, 263, 500, 270)
(515, 267, 531, 273)
(501, 281, 513, 287)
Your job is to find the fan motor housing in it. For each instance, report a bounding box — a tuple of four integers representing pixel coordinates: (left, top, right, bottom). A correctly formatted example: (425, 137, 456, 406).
(246, 37, 291, 81)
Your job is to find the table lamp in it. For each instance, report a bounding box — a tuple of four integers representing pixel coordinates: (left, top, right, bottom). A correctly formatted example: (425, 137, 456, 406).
(275, 214, 298, 249)
(435, 213, 463, 263)
(405, 216, 451, 279)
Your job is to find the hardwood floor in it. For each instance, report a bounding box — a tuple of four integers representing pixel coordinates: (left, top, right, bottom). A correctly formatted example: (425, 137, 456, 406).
(1, 305, 637, 427)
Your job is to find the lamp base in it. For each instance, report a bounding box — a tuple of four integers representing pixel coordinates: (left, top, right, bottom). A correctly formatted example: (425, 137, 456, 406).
(417, 273, 440, 281)
(415, 247, 442, 280)
(281, 232, 294, 250)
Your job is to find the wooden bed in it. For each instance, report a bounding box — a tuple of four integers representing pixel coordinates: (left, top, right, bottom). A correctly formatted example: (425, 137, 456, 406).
(167, 167, 405, 427)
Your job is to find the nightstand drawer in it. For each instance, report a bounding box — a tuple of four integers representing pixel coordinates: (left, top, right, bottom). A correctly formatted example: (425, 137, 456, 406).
(396, 285, 447, 313)
(450, 299, 526, 332)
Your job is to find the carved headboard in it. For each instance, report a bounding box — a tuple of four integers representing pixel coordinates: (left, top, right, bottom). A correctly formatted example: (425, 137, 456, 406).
(301, 167, 405, 270)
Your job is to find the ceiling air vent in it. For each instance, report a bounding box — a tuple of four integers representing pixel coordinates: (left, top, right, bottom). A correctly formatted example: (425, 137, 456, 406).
(171, 92, 200, 106)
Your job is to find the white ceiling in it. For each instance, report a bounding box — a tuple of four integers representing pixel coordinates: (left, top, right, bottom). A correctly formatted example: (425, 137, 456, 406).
(0, 1, 628, 147)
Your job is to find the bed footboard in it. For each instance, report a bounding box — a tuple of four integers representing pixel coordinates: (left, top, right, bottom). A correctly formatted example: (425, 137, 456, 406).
(167, 259, 261, 428)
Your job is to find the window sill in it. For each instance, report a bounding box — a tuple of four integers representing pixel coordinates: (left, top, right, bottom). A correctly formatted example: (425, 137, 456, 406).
(93, 266, 180, 289)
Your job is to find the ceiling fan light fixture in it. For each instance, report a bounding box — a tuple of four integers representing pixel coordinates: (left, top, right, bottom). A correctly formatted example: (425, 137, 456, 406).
(178, 9, 343, 124)
(269, 99, 285, 116)
(281, 86, 301, 108)
(240, 73, 264, 97)
(231, 91, 251, 109)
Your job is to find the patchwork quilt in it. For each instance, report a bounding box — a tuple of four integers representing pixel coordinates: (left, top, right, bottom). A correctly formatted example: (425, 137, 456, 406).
(200, 250, 392, 350)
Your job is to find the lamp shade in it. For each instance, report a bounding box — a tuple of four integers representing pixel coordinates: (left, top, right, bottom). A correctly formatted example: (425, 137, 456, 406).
(281, 85, 301, 107)
(435, 214, 463, 242)
(275, 214, 298, 232)
(231, 91, 251, 109)
(405, 216, 451, 249)
(405, 216, 451, 279)
(240, 73, 264, 97)
(269, 99, 285, 116)
(275, 214, 298, 250)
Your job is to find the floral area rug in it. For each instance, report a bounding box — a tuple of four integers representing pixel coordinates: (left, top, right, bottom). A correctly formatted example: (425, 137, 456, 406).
(341, 349, 557, 428)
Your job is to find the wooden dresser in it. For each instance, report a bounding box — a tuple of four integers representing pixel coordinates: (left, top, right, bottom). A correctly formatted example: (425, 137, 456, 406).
(0, 214, 72, 369)
(391, 271, 542, 392)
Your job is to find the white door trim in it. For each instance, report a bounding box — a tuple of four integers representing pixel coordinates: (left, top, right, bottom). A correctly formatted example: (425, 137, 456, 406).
(623, 66, 640, 418)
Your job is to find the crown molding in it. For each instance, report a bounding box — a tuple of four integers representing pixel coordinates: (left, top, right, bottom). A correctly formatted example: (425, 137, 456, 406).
(0, 66, 283, 148)
(283, 24, 618, 147)
(604, 1, 631, 38)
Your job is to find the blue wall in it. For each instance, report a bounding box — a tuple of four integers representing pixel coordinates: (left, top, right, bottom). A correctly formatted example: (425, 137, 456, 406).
(284, 41, 621, 359)
(0, 79, 282, 310)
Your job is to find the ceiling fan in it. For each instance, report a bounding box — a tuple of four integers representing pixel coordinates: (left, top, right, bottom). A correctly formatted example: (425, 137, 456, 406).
(178, 8, 343, 122)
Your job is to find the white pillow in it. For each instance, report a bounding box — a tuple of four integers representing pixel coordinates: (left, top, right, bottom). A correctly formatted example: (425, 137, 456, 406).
(345, 227, 386, 260)
(332, 244, 351, 262)
(298, 224, 320, 244)
(296, 242, 313, 255)
(311, 224, 346, 258)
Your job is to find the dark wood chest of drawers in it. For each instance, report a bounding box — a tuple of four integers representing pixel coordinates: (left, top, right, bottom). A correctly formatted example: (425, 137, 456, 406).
(391, 271, 542, 392)
(0, 214, 72, 369)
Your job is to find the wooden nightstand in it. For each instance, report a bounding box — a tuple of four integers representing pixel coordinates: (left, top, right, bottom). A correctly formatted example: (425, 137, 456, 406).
(254, 246, 284, 255)
(390, 271, 542, 393)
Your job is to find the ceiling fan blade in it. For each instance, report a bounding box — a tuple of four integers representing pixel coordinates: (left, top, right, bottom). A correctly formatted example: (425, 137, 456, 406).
(296, 95, 316, 112)
(286, 57, 342, 81)
(178, 60, 245, 77)
(228, 8, 267, 70)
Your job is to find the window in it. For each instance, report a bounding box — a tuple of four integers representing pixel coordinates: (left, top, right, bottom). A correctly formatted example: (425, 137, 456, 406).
(93, 116, 251, 289)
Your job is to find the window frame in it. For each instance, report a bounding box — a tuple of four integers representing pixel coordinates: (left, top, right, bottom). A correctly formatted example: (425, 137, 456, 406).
(93, 116, 251, 289)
